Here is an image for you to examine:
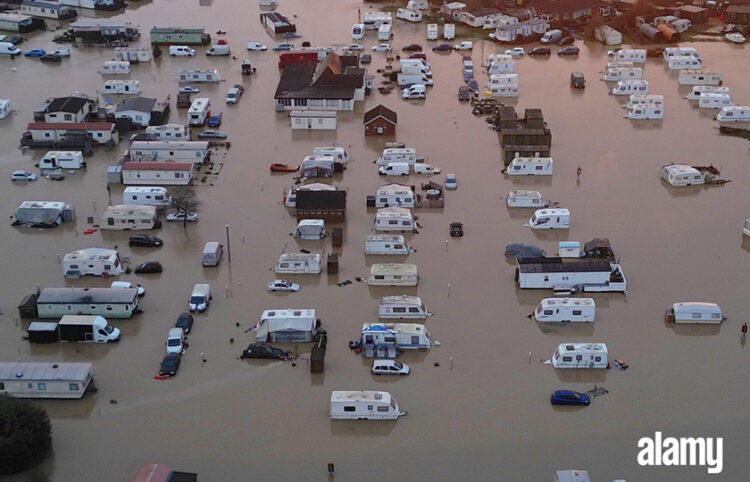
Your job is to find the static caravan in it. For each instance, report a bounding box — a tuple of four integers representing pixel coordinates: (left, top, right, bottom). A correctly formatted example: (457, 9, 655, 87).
(145, 124, 189, 141)
(396, 8, 422, 22)
(529, 208, 569, 229)
(625, 105, 663, 120)
(665, 302, 725, 324)
(379, 295, 428, 319)
(663, 47, 701, 61)
(290, 110, 337, 130)
(375, 184, 415, 208)
(667, 55, 702, 70)
(609, 80, 648, 96)
(100, 80, 141, 95)
(507, 190, 548, 208)
(485, 53, 513, 67)
(489, 73, 518, 86)
(39, 151, 85, 170)
(625, 94, 663, 110)
(0, 362, 94, 399)
(365, 235, 412, 255)
(427, 23, 438, 40)
(294, 219, 325, 240)
(12, 201, 72, 228)
(368, 263, 418, 287)
(121, 161, 193, 185)
(375, 207, 415, 232)
(177, 69, 220, 83)
(660, 164, 704, 186)
(35, 287, 139, 319)
(275, 253, 322, 274)
(717, 106, 750, 122)
(601, 67, 642, 82)
(699, 93, 732, 109)
(62, 247, 123, 278)
(128, 141, 209, 164)
(488, 59, 514, 74)
(614, 49, 646, 63)
(187, 98, 211, 126)
(684, 85, 729, 101)
(533, 298, 595, 323)
(378, 147, 417, 165)
(0, 99, 11, 119)
(100, 61, 131, 75)
(378, 23, 392, 41)
(255, 309, 319, 343)
(516, 257, 627, 292)
(363, 12, 392, 30)
(113, 46, 151, 63)
(678, 69, 722, 86)
(551, 343, 608, 369)
(99, 204, 159, 230)
(361, 322, 430, 350)
(489, 84, 519, 98)
(122, 186, 171, 206)
(330, 391, 405, 420)
(504, 157, 554, 176)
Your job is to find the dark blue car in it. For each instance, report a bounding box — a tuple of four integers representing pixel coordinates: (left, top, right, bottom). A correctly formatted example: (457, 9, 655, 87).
(207, 113, 222, 127)
(550, 390, 590, 406)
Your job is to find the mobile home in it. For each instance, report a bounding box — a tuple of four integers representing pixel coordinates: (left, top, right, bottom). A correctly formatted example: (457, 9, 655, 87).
(20, 1, 77, 20)
(365, 235, 412, 255)
(375, 184, 415, 208)
(128, 140, 210, 164)
(177, 69, 220, 83)
(150, 27, 210, 45)
(665, 302, 725, 324)
(427, 23, 438, 40)
(684, 85, 729, 101)
(100, 80, 141, 95)
(330, 391, 405, 420)
(699, 93, 732, 109)
(294, 219, 325, 240)
(39, 151, 85, 170)
(187, 98, 211, 126)
(601, 67, 642, 82)
(255, 308, 319, 342)
(378, 23, 392, 41)
(660, 164, 704, 186)
(113, 46, 151, 63)
(275, 253, 322, 274)
(122, 186, 171, 206)
(35, 287, 139, 319)
(625, 94, 663, 110)
(529, 208, 569, 229)
(397, 8, 422, 22)
(0, 362, 94, 399)
(516, 257, 627, 293)
(507, 190, 548, 208)
(145, 124, 190, 141)
(290, 110, 337, 130)
(678, 69, 722, 86)
(533, 298, 595, 323)
(614, 49, 646, 63)
(62, 247, 123, 278)
(99, 60, 131, 75)
(361, 322, 430, 350)
(625, 105, 663, 120)
(551, 343, 608, 368)
(716, 106, 750, 122)
(609, 80, 648, 96)
(667, 55, 702, 70)
(504, 157, 553, 176)
(487, 59, 514, 75)
(444, 23, 455, 40)
(368, 263, 418, 286)
(99, 204, 159, 230)
(663, 47, 701, 61)
(362, 12, 392, 30)
(378, 147, 417, 165)
(375, 207, 416, 232)
(379, 295, 428, 319)
(121, 161, 193, 185)
(0, 99, 11, 119)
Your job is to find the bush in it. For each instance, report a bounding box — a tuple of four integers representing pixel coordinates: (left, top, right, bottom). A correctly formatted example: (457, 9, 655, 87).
(0, 394, 52, 475)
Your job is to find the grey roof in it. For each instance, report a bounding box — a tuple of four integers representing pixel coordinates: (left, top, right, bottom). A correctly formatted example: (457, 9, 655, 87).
(115, 96, 157, 113)
(0, 362, 93, 382)
(517, 257, 612, 273)
(46, 96, 92, 114)
(37, 287, 138, 304)
(275, 54, 363, 101)
(23, 0, 70, 10)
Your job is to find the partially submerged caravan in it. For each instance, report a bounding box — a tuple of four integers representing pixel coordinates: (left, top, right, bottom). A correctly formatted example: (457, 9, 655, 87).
(375, 207, 416, 232)
(188, 98, 211, 126)
(312, 146, 350, 165)
(62, 247, 124, 278)
(533, 298, 595, 323)
(699, 93, 732, 109)
(665, 302, 725, 324)
(667, 55, 702, 70)
(396, 8, 422, 22)
(275, 252, 322, 274)
(145, 124, 190, 141)
(361, 322, 431, 350)
(123, 186, 171, 206)
(32, 287, 139, 319)
(663, 47, 702, 61)
(487, 58, 514, 75)
(529, 208, 570, 229)
(368, 263, 418, 286)
(375, 184, 415, 208)
(609, 80, 648, 96)
(614, 49, 646, 63)
(365, 235, 413, 255)
(294, 219, 325, 240)
(507, 190, 549, 208)
(684, 86, 729, 101)
(99, 60, 131, 75)
(377, 147, 417, 165)
(660, 164, 704, 186)
(489, 84, 519, 98)
(12, 201, 73, 228)
(601, 67, 642, 82)
(678, 69, 722, 86)
(100, 80, 141, 95)
(716, 106, 750, 122)
(625, 104, 663, 120)
(504, 157, 553, 176)
(177, 69, 221, 83)
(330, 391, 405, 420)
(255, 308, 320, 342)
(379, 295, 428, 319)
(551, 343, 609, 368)
(39, 151, 85, 170)
(516, 257, 627, 292)
(100, 205, 159, 230)
(625, 94, 663, 110)
(0, 362, 94, 399)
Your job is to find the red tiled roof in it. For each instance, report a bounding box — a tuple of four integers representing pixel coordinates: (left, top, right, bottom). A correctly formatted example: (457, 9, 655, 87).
(26, 122, 114, 131)
(122, 162, 193, 171)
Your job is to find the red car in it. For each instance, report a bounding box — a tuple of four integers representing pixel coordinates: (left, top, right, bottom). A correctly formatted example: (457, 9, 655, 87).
(409, 52, 427, 60)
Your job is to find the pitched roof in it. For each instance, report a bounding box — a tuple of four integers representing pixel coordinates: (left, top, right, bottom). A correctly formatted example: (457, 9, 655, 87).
(364, 104, 397, 125)
(531, 0, 601, 14)
(115, 96, 157, 113)
(46, 96, 93, 114)
(122, 161, 193, 171)
(275, 54, 364, 100)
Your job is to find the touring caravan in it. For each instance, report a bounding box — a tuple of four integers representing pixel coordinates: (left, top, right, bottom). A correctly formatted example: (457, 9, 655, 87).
(609, 80, 648, 96)
(363, 12, 392, 30)
(378, 147, 418, 165)
(145, 124, 190, 141)
(663, 47, 701, 61)
(352, 23, 365, 40)
(699, 93, 732, 109)
(507, 190, 548, 208)
(427, 23, 438, 40)
(485, 53, 513, 67)
(601, 67, 642, 82)
(407, 0, 428, 9)
(99, 204, 159, 230)
(368, 263, 418, 286)
(0, 362, 94, 399)
(188, 98, 211, 126)
(365, 235, 412, 255)
(397, 8, 422, 22)
(122, 186, 171, 206)
(667, 55, 702, 70)
(256, 309, 319, 343)
(361, 322, 430, 352)
(504, 157, 554, 176)
(330, 391, 405, 420)
(294, 219, 325, 240)
(665, 302, 725, 324)
(275, 253, 322, 274)
(625, 105, 663, 120)
(489, 73, 518, 86)
(100, 80, 141, 95)
(313, 146, 350, 165)
(660, 164, 704, 186)
(684, 86, 729, 101)
(551, 343, 608, 368)
(177, 69, 221, 83)
(100, 60, 131, 75)
(606, 60, 634, 71)
(378, 23, 392, 41)
(375, 184, 415, 208)
(0, 99, 11, 119)
(487, 59, 514, 74)
(114, 47, 151, 63)
(444, 23, 455, 40)
(375, 207, 415, 232)
(489, 84, 519, 97)
(529, 208, 570, 229)
(62, 248, 123, 278)
(379, 295, 428, 319)
(678, 69, 722, 86)
(614, 49, 646, 63)
(39, 151, 85, 170)
(625, 94, 663, 110)
(716, 106, 750, 122)
(533, 298, 595, 323)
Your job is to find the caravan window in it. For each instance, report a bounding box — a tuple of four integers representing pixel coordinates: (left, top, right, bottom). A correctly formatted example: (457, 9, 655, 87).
(576, 355, 583, 361)
(388, 220, 398, 225)
(535, 165, 543, 170)
(0, 382, 4, 390)
(69, 383, 79, 391)
(692, 313, 701, 319)
(344, 406, 356, 412)
(106, 305, 113, 311)
(595, 356, 602, 362)
(562, 356, 572, 362)
(66, 305, 72, 311)
(544, 310, 553, 315)
(377, 406, 389, 412)
(572, 310, 582, 315)
(408, 308, 420, 313)
(38, 383, 46, 391)
(411, 336, 420, 344)
(393, 307, 406, 313)
(368, 405, 374, 410)
(384, 336, 396, 343)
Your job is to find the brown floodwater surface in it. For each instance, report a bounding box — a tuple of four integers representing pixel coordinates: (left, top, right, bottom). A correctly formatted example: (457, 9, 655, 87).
(1, 1, 750, 480)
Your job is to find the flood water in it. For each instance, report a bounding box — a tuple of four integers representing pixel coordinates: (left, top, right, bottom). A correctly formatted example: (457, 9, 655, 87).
(1, 1, 750, 480)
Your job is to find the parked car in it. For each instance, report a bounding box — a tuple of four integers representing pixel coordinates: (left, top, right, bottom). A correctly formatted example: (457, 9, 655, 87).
(267, 279, 300, 292)
(272, 43, 294, 51)
(445, 173, 457, 190)
(23, 49, 45, 57)
(207, 113, 222, 127)
(10, 170, 37, 182)
(110, 281, 145, 296)
(179, 86, 200, 93)
(52, 48, 70, 57)
(450, 222, 463, 237)
(402, 43, 422, 52)
(528, 47, 551, 56)
(197, 130, 227, 139)
(40, 54, 61, 63)
(571, 72, 585, 89)
(458, 86, 471, 101)
(467, 79, 479, 92)
(432, 44, 452, 52)
(166, 211, 199, 222)
(165, 328, 184, 355)
(159, 354, 181, 377)
(505, 47, 525, 57)
(558, 46, 580, 56)
(134, 261, 163, 273)
(359, 53, 372, 64)
(550, 390, 590, 406)
(282, 32, 301, 39)
(409, 52, 427, 60)
(240, 343, 290, 360)
(247, 41, 268, 51)
(175, 312, 194, 334)
(226, 84, 244, 104)
(371, 360, 410, 376)
(454, 41, 473, 50)
(129, 234, 163, 247)
(559, 36, 575, 45)
(346, 43, 364, 51)
(372, 43, 391, 52)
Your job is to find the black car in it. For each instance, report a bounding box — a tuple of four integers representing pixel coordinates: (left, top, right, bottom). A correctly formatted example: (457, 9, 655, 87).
(558, 36, 575, 46)
(458, 86, 471, 101)
(129, 234, 163, 247)
(175, 312, 194, 334)
(360, 53, 372, 64)
(528, 47, 551, 56)
(432, 44, 452, 52)
(159, 354, 181, 377)
(402, 43, 422, 52)
(40, 54, 62, 63)
(240, 343, 290, 360)
(558, 46, 580, 56)
(134, 261, 163, 274)
(450, 222, 464, 237)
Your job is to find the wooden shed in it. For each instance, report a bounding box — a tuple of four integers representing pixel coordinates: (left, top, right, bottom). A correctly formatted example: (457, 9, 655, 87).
(364, 105, 397, 136)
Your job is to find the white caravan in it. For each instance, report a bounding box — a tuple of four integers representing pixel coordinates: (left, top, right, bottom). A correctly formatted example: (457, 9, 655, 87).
(379, 295, 428, 319)
(100, 205, 159, 230)
(601, 67, 643, 82)
(378, 147, 417, 165)
(312, 146, 350, 165)
(625, 94, 663, 110)
(558, 241, 581, 257)
(487, 59, 514, 74)
(145, 124, 190, 141)
(609, 80, 648, 96)
(62, 247, 124, 278)
(507, 190, 548, 208)
(122, 186, 171, 206)
(533, 298, 595, 323)
(614, 49, 646, 63)
(660, 164, 704, 186)
(665, 302, 725, 324)
(396, 8, 422, 22)
(699, 93, 732, 109)
(275, 253, 322, 274)
(378, 23, 392, 41)
(667, 55, 702, 70)
(0, 98, 11, 119)
(505, 157, 554, 176)
(368, 263, 418, 286)
(375, 207, 415, 232)
(625, 105, 663, 120)
(294, 219, 325, 240)
(365, 235, 412, 255)
(407, 0, 428, 9)
(427, 23, 438, 40)
(489, 84, 519, 98)
(605, 60, 634, 71)
(330, 391, 405, 420)
(375, 184, 416, 208)
(678, 69, 722, 86)
(0, 362, 94, 399)
(663, 47, 701, 61)
(361, 322, 431, 349)
(363, 12, 392, 30)
(489, 73, 518, 86)
(485, 53, 513, 67)
(188, 98, 211, 126)
(529, 208, 570, 229)
(684, 85, 729, 101)
(39, 151, 84, 170)
(100, 80, 141, 95)
(256, 309, 319, 343)
(177, 70, 221, 83)
(716, 106, 750, 122)
(551, 343, 608, 368)
(352, 23, 365, 40)
(99, 60, 131, 75)
(444, 23, 455, 40)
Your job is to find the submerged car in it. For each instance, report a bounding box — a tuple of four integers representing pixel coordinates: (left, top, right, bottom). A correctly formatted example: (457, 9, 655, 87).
(240, 343, 290, 360)
(197, 130, 227, 139)
(159, 354, 181, 377)
(282, 32, 301, 39)
(175, 312, 194, 334)
(247, 41, 268, 51)
(445, 173, 457, 190)
(24, 49, 45, 57)
(166, 211, 199, 222)
(458, 86, 470, 101)
(40, 54, 61, 63)
(559, 36, 575, 45)
(129, 234, 163, 247)
(345, 43, 364, 51)
(450, 222, 463, 237)
(550, 390, 590, 406)
(402, 43, 422, 52)
(207, 113, 222, 127)
(371, 360, 410, 376)
(528, 47, 551, 56)
(505, 47, 525, 57)
(558, 46, 580, 56)
(432, 44, 452, 52)
(466, 79, 479, 92)
(273, 43, 294, 51)
(134, 261, 163, 274)
(179, 86, 200, 93)
(371, 43, 391, 52)
(10, 170, 37, 182)
(359, 53, 372, 64)
(267, 279, 300, 292)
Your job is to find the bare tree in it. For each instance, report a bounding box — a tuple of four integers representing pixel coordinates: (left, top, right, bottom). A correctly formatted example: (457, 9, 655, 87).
(170, 186, 202, 227)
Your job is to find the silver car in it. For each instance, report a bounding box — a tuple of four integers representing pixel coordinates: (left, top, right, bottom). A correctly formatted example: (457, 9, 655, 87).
(267, 279, 300, 292)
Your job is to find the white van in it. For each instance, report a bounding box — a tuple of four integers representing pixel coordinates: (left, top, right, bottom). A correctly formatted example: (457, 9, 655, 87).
(609, 80, 648, 96)
(507, 190, 548, 208)
(375, 207, 415, 232)
(398, 73, 432, 87)
(225, 87, 241, 104)
(504, 157, 554, 176)
(330, 391, 405, 420)
(39, 151, 85, 170)
(100, 60, 131, 75)
(615, 49, 646, 63)
(529, 208, 570, 229)
(188, 98, 211, 126)
(601, 67, 643, 82)
(378, 23, 392, 41)
(123, 186, 171, 206)
(206, 44, 230, 56)
(379, 162, 410, 176)
(145, 124, 190, 141)
(379, 295, 428, 319)
(169, 45, 196, 56)
(202, 241, 223, 266)
(699, 93, 732, 109)
(551, 343, 608, 369)
(0, 99, 11, 119)
(667, 55, 701, 70)
(540, 29, 562, 44)
(660, 164, 704, 187)
(189, 283, 211, 312)
(378, 148, 417, 165)
(716, 106, 750, 122)
(402, 84, 426, 99)
(365, 235, 412, 255)
(533, 298, 595, 323)
(0, 41, 21, 56)
(426, 23, 438, 40)
(665, 302, 725, 324)
(684, 85, 729, 101)
(352, 23, 365, 40)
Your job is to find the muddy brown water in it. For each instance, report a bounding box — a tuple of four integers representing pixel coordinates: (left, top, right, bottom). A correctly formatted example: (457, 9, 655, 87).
(1, 1, 750, 480)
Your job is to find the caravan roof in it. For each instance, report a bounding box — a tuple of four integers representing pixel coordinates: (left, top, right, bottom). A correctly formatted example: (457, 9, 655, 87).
(370, 263, 417, 275)
(0, 362, 93, 383)
(37, 287, 138, 304)
(63, 247, 119, 264)
(381, 295, 422, 305)
(331, 390, 393, 404)
(377, 206, 413, 218)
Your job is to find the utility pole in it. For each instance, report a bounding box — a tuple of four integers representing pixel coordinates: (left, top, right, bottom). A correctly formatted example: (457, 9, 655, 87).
(225, 224, 232, 263)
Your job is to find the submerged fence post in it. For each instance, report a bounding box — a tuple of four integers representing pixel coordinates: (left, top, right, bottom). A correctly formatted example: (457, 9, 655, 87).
(225, 224, 231, 263)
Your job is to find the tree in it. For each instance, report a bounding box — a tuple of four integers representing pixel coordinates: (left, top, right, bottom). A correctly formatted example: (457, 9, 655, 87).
(170, 186, 202, 227)
(0, 394, 52, 475)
